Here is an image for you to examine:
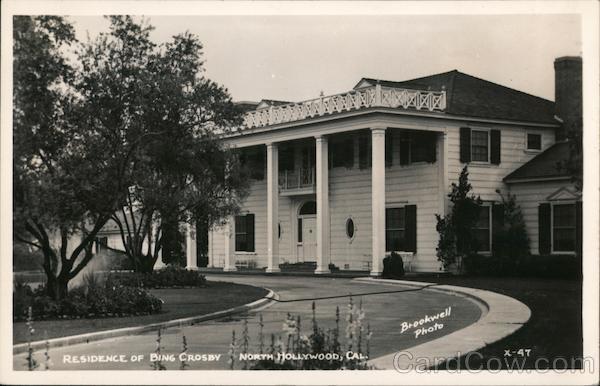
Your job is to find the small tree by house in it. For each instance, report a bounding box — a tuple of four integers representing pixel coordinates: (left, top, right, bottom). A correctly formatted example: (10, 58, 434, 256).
(435, 166, 482, 272)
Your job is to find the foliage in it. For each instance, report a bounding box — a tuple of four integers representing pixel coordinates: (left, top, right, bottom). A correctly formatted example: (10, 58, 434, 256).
(79, 16, 250, 272)
(382, 251, 405, 279)
(13, 278, 162, 322)
(491, 190, 530, 272)
(247, 299, 372, 370)
(463, 254, 581, 279)
(436, 166, 482, 271)
(109, 265, 207, 288)
(13, 16, 143, 299)
(557, 119, 583, 191)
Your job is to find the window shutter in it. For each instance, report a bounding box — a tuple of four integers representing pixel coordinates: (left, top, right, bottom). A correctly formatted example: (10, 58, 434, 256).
(399, 138, 410, 166)
(344, 138, 354, 169)
(490, 129, 501, 165)
(405, 205, 417, 253)
(246, 214, 255, 252)
(538, 203, 551, 255)
(492, 204, 505, 251)
(575, 201, 582, 257)
(460, 127, 471, 163)
(385, 131, 393, 167)
(427, 132, 437, 163)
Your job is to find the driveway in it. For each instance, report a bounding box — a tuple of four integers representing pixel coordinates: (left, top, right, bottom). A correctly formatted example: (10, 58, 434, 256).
(13, 275, 482, 370)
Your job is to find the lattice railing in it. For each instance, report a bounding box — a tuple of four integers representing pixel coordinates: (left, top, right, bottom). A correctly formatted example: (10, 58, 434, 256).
(243, 84, 446, 129)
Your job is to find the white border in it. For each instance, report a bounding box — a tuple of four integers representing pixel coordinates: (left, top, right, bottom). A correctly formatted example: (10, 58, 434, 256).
(1, 1, 598, 385)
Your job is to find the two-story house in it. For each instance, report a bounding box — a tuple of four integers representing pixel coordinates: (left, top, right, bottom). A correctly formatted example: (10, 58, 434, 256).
(174, 56, 581, 276)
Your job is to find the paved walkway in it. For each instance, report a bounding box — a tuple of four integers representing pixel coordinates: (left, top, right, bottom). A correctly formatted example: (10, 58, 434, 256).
(13, 275, 482, 370)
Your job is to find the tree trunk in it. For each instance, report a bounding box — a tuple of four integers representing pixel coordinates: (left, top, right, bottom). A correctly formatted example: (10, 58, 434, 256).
(46, 274, 69, 300)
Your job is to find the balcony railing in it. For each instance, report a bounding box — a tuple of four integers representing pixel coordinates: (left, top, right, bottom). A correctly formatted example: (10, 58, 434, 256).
(279, 168, 315, 191)
(243, 84, 446, 129)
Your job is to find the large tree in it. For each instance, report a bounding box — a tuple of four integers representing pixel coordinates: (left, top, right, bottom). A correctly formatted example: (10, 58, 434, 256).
(13, 16, 137, 299)
(79, 17, 249, 272)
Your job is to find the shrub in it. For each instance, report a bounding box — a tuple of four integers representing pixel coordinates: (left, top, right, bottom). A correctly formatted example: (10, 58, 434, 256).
(382, 251, 405, 279)
(436, 166, 482, 272)
(463, 253, 581, 279)
(13, 280, 162, 321)
(109, 265, 207, 288)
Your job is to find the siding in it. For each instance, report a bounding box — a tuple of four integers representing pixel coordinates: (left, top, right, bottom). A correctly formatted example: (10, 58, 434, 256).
(209, 122, 557, 272)
(508, 180, 577, 255)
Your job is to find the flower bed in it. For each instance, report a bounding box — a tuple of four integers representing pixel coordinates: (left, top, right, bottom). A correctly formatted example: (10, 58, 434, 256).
(13, 279, 162, 322)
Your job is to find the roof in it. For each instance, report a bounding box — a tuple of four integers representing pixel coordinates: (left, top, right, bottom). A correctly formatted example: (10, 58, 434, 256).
(355, 70, 557, 124)
(503, 142, 572, 182)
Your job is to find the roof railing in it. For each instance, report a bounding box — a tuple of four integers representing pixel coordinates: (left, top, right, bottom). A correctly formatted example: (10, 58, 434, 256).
(243, 84, 446, 129)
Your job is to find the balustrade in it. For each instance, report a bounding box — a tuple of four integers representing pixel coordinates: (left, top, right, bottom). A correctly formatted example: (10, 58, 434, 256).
(243, 84, 446, 129)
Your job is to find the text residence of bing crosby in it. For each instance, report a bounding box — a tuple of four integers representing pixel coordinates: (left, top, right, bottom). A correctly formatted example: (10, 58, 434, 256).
(96, 56, 583, 276)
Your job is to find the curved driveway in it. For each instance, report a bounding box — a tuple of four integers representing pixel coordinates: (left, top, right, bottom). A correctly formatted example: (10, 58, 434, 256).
(13, 275, 482, 370)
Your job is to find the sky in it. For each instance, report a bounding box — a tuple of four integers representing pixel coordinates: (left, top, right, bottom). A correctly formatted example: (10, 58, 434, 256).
(68, 14, 581, 103)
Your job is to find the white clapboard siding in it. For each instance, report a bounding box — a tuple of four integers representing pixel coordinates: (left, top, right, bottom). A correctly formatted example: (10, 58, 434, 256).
(508, 180, 576, 255)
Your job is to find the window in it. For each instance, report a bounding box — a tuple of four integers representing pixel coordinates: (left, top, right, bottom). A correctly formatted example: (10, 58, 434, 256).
(279, 144, 295, 172)
(386, 207, 405, 251)
(331, 138, 354, 168)
(473, 205, 491, 252)
(96, 237, 108, 252)
(346, 218, 355, 239)
(235, 214, 255, 252)
(358, 133, 371, 169)
(241, 147, 265, 180)
(553, 203, 576, 252)
(410, 132, 437, 163)
(527, 133, 542, 151)
(471, 130, 489, 162)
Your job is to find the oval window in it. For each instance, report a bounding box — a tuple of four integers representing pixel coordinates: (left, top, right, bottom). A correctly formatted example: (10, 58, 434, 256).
(346, 218, 355, 239)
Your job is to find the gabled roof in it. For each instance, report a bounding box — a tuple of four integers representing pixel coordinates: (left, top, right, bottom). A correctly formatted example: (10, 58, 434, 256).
(355, 70, 557, 124)
(503, 142, 571, 183)
(257, 99, 292, 109)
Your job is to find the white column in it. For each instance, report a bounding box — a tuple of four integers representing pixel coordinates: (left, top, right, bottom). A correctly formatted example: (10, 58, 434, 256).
(438, 131, 448, 217)
(266, 143, 281, 273)
(223, 217, 237, 271)
(315, 135, 331, 274)
(371, 127, 386, 276)
(185, 222, 197, 270)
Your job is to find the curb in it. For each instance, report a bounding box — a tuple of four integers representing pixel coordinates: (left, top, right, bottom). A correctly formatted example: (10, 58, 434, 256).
(352, 277, 531, 370)
(13, 288, 278, 355)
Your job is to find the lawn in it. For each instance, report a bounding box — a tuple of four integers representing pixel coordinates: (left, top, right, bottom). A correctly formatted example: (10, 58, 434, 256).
(403, 276, 583, 370)
(13, 281, 268, 344)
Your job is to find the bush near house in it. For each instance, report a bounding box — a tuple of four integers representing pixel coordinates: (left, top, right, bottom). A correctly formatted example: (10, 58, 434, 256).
(109, 265, 207, 288)
(463, 253, 581, 279)
(13, 277, 162, 322)
(382, 251, 405, 279)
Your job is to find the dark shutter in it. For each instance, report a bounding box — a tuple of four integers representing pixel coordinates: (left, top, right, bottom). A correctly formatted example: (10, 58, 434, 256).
(460, 127, 471, 163)
(385, 131, 393, 167)
(399, 138, 410, 166)
(343, 138, 354, 168)
(575, 201, 582, 257)
(405, 205, 417, 253)
(246, 214, 255, 252)
(492, 204, 505, 251)
(490, 129, 501, 165)
(427, 132, 437, 163)
(538, 203, 551, 255)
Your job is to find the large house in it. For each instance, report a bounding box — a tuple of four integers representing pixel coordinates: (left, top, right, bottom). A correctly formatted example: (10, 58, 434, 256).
(98, 56, 583, 275)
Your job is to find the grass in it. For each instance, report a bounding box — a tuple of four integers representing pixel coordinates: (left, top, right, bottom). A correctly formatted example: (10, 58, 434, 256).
(402, 275, 583, 370)
(13, 281, 268, 345)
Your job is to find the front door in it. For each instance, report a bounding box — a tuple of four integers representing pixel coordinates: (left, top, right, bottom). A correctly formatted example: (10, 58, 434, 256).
(297, 216, 317, 262)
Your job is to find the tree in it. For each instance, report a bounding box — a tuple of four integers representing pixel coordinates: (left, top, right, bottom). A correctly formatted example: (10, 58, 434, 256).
(79, 17, 249, 272)
(13, 16, 135, 299)
(557, 119, 583, 191)
(435, 166, 482, 272)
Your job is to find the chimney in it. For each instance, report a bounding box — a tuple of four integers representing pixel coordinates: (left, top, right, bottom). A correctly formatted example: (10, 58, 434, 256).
(554, 56, 582, 141)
